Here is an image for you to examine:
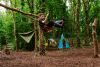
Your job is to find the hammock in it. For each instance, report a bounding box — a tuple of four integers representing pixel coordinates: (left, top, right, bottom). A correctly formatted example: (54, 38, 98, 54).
(19, 31, 34, 43)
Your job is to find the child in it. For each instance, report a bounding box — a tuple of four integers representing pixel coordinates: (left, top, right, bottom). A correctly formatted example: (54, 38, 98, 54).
(38, 13, 64, 32)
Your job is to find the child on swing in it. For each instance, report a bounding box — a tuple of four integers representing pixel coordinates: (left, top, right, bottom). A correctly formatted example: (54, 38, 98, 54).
(38, 13, 64, 32)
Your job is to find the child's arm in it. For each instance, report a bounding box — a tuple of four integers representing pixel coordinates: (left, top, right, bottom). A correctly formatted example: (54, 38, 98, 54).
(44, 13, 49, 24)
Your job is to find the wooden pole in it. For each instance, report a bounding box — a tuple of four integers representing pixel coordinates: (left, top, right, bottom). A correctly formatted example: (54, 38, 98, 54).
(92, 18, 99, 58)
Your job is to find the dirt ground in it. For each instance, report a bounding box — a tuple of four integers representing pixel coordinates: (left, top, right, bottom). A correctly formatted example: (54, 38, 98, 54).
(0, 47, 100, 67)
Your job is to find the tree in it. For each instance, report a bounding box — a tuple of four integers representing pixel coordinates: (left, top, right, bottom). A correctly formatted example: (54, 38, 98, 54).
(92, 18, 98, 58)
(10, 0, 18, 51)
(82, 0, 90, 45)
(76, 0, 81, 47)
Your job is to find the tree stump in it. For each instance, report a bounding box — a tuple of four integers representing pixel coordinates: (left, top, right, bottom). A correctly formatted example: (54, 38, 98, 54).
(92, 18, 99, 58)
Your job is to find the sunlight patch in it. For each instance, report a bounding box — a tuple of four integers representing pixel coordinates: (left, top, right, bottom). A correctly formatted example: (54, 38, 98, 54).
(0, 0, 11, 12)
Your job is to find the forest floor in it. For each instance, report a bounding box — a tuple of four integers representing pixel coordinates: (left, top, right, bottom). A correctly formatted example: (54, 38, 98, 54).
(1, 46, 100, 67)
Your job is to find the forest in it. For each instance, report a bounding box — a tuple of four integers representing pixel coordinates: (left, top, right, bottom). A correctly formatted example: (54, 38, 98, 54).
(0, 0, 100, 67)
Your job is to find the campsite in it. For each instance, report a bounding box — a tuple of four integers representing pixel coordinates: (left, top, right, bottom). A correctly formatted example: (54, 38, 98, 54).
(0, 0, 100, 67)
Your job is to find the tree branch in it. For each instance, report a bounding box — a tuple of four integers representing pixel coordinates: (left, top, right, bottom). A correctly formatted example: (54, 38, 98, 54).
(0, 3, 37, 17)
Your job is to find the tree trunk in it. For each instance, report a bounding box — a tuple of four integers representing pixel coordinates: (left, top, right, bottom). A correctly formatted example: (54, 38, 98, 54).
(76, 0, 81, 47)
(82, 0, 90, 46)
(92, 18, 98, 58)
(39, 29, 45, 55)
(34, 19, 38, 53)
(10, 0, 19, 51)
(26, 0, 40, 54)
(38, 0, 46, 55)
(13, 15, 18, 51)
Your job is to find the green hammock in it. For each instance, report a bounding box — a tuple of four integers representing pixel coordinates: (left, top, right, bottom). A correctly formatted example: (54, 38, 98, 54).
(19, 31, 34, 43)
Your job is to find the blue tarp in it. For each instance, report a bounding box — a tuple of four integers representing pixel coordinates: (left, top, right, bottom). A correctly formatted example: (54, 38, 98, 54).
(58, 34, 64, 49)
(66, 41, 70, 48)
(58, 40, 63, 49)
(61, 34, 64, 40)
(58, 33, 70, 49)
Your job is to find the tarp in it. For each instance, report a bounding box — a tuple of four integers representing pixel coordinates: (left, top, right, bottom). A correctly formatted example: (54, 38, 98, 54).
(58, 40, 63, 49)
(58, 33, 70, 49)
(19, 31, 34, 43)
(58, 34, 64, 49)
(66, 41, 70, 48)
(61, 34, 64, 41)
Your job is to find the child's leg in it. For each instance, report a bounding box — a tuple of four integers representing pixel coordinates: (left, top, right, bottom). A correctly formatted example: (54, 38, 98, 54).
(55, 20, 62, 24)
(47, 20, 64, 28)
(47, 20, 54, 27)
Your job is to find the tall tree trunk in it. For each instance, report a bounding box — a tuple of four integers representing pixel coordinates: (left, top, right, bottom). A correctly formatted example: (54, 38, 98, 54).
(26, 0, 39, 54)
(10, 0, 19, 51)
(38, 0, 46, 55)
(34, 18, 38, 53)
(82, 0, 90, 46)
(92, 18, 98, 58)
(39, 29, 45, 55)
(72, 0, 81, 47)
(13, 14, 18, 51)
(71, 0, 77, 47)
(76, 0, 81, 47)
